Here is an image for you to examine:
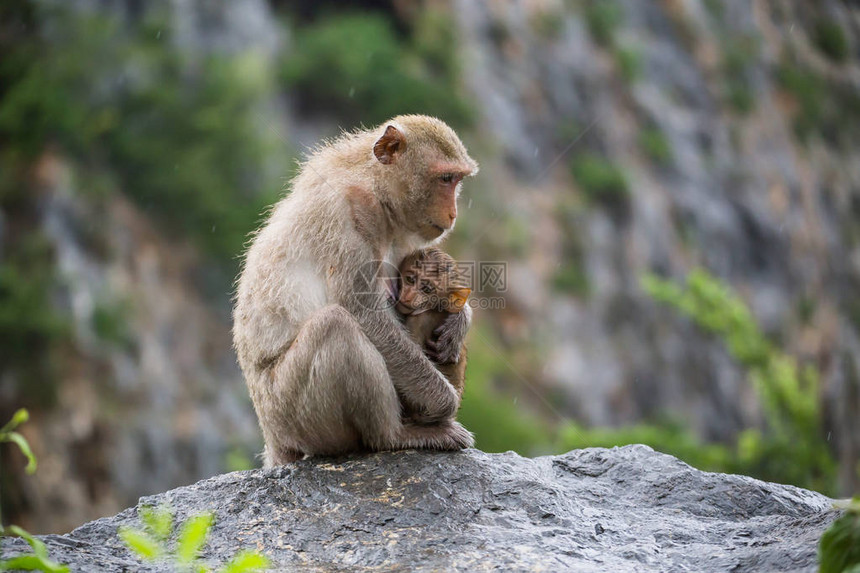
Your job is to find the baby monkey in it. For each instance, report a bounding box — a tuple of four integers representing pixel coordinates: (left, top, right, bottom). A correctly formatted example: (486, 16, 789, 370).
(396, 248, 471, 405)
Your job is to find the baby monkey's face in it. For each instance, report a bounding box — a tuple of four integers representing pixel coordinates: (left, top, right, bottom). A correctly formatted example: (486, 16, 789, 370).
(397, 249, 471, 316)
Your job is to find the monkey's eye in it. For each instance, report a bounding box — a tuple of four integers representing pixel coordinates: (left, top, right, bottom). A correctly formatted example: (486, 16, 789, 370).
(404, 274, 416, 285)
(420, 282, 434, 294)
(440, 173, 455, 183)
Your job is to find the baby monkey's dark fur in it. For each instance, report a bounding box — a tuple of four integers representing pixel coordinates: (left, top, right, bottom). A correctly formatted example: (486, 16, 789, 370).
(397, 248, 470, 406)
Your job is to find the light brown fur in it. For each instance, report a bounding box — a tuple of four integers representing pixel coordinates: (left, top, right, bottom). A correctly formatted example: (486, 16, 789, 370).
(233, 115, 478, 466)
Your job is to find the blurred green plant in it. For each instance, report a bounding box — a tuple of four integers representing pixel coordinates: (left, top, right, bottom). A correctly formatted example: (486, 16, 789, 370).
(776, 64, 826, 140)
(638, 127, 672, 164)
(0, 232, 67, 407)
(552, 263, 590, 297)
(91, 299, 133, 349)
(776, 58, 860, 147)
(530, 10, 565, 40)
(119, 504, 270, 573)
(557, 420, 733, 472)
(0, 409, 37, 481)
(722, 40, 757, 115)
(570, 154, 629, 207)
(0, 409, 70, 573)
(819, 497, 860, 573)
(642, 269, 837, 494)
(456, 269, 839, 494)
(614, 45, 642, 82)
(0, 3, 286, 269)
(813, 19, 849, 63)
(584, 0, 623, 48)
(0, 526, 70, 573)
(459, 326, 554, 454)
(281, 11, 473, 129)
(224, 447, 254, 473)
(703, 0, 725, 21)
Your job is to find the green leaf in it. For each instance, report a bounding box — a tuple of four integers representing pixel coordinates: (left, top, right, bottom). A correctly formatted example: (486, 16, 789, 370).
(0, 526, 70, 572)
(819, 498, 860, 573)
(0, 408, 29, 434)
(0, 554, 69, 572)
(118, 526, 162, 561)
(5, 432, 37, 474)
(220, 550, 271, 573)
(176, 512, 214, 564)
(139, 504, 173, 541)
(6, 525, 47, 557)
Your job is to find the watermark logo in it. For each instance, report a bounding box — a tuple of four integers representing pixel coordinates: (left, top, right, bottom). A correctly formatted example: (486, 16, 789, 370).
(352, 259, 507, 312)
(354, 259, 401, 311)
(479, 262, 507, 293)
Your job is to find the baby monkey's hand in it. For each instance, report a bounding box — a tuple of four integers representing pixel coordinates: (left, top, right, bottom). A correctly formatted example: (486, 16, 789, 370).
(426, 305, 471, 364)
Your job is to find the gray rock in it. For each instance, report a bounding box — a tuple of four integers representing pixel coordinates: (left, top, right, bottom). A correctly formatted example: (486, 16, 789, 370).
(1, 446, 838, 572)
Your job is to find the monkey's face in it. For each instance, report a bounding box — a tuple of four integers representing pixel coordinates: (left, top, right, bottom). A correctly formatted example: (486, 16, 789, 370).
(372, 119, 478, 245)
(397, 251, 471, 315)
(412, 166, 469, 242)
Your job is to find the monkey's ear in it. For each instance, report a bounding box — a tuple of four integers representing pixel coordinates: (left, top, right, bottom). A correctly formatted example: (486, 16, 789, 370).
(448, 288, 471, 311)
(373, 125, 407, 165)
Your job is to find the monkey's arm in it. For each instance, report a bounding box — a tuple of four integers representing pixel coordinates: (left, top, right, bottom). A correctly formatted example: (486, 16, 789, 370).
(436, 345, 466, 400)
(341, 266, 459, 422)
(427, 304, 472, 365)
(402, 311, 465, 410)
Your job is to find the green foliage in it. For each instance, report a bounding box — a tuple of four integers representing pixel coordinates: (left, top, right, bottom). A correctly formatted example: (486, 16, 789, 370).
(499, 216, 531, 257)
(0, 232, 67, 405)
(557, 420, 733, 472)
(412, 7, 465, 86)
(281, 12, 473, 129)
(642, 269, 837, 494)
(224, 447, 254, 472)
(530, 10, 565, 39)
(176, 513, 214, 564)
(452, 270, 839, 494)
(107, 49, 284, 264)
(813, 19, 849, 63)
(638, 127, 672, 164)
(0, 410, 70, 573)
(777, 64, 827, 140)
(139, 504, 173, 543)
(91, 300, 132, 348)
(819, 498, 860, 573)
(0, 5, 287, 268)
(776, 60, 860, 147)
(459, 326, 553, 454)
(614, 45, 642, 82)
(726, 82, 754, 115)
(584, 1, 623, 48)
(0, 526, 70, 572)
(722, 41, 757, 115)
(703, 0, 725, 21)
(0, 409, 36, 475)
(118, 527, 163, 561)
(120, 504, 270, 572)
(570, 154, 629, 206)
(552, 263, 590, 296)
(222, 551, 271, 573)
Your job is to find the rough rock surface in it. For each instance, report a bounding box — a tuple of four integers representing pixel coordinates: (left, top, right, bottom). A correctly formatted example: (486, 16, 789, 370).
(1, 446, 838, 572)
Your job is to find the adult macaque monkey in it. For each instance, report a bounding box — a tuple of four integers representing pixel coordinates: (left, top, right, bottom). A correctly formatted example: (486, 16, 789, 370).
(233, 115, 478, 466)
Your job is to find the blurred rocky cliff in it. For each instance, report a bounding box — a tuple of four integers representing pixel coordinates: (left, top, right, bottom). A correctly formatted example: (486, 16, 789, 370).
(2, 0, 859, 532)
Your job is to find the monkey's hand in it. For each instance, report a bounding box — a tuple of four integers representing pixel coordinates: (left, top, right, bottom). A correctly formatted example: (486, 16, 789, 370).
(426, 305, 471, 364)
(406, 368, 460, 425)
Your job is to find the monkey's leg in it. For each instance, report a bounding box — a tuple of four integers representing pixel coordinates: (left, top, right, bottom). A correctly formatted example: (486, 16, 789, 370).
(267, 305, 472, 464)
